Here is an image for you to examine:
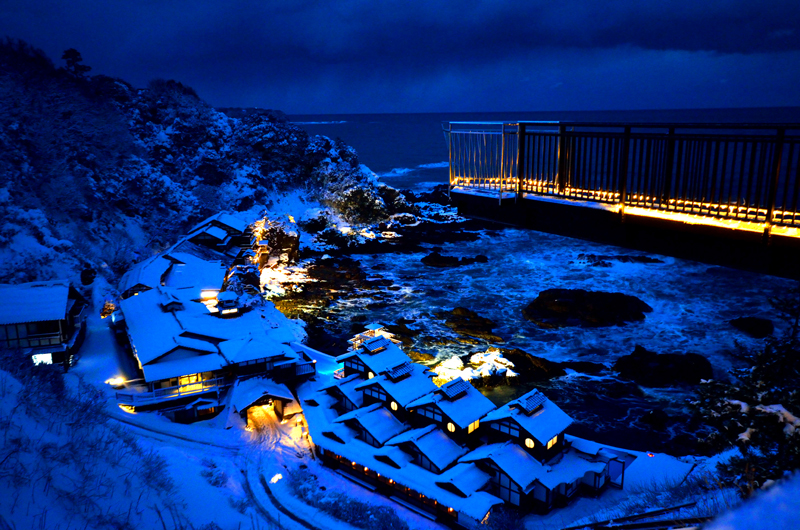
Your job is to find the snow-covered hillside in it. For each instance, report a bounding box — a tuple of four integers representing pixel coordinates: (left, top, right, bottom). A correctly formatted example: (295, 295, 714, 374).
(0, 39, 410, 286)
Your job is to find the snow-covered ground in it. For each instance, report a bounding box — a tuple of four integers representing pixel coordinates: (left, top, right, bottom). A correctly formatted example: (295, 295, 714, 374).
(3, 280, 786, 530)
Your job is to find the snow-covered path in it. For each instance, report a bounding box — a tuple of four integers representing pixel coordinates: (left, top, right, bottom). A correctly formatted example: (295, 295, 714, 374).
(71, 311, 138, 384)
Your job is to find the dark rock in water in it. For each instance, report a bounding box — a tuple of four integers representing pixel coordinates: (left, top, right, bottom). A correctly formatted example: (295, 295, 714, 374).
(421, 250, 490, 268)
(640, 409, 670, 431)
(576, 253, 664, 266)
(384, 321, 420, 347)
(559, 361, 606, 374)
(499, 348, 567, 380)
(435, 307, 504, 343)
(406, 184, 451, 206)
(421, 251, 460, 267)
(523, 288, 653, 327)
(729, 316, 774, 338)
(613, 345, 713, 386)
(408, 350, 435, 362)
(392, 213, 418, 225)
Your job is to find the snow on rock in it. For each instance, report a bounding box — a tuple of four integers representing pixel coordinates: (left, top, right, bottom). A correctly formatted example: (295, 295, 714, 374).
(432, 348, 519, 384)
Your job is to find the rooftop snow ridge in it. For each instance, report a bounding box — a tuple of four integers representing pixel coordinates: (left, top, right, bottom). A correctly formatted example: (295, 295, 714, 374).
(441, 378, 470, 400)
(362, 335, 391, 353)
(386, 361, 413, 380)
(516, 389, 547, 414)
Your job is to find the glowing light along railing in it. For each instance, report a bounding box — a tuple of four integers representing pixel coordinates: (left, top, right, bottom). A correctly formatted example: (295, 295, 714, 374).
(115, 376, 228, 404)
(443, 121, 800, 233)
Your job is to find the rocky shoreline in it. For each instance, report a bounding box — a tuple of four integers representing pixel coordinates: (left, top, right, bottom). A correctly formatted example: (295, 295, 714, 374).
(260, 184, 785, 456)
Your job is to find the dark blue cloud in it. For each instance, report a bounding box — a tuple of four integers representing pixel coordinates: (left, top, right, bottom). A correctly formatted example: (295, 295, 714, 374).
(2, 1, 799, 112)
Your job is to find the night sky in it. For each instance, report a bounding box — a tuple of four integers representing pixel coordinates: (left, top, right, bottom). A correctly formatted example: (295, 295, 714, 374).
(3, 1, 800, 114)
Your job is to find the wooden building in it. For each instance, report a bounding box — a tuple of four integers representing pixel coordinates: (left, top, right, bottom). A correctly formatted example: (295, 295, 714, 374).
(0, 280, 87, 368)
(297, 323, 632, 526)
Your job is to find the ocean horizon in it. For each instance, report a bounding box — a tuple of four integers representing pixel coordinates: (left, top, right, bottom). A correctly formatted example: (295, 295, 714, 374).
(290, 107, 800, 190)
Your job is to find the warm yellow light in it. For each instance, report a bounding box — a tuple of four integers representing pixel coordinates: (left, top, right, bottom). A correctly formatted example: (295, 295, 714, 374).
(270, 473, 283, 483)
(221, 308, 238, 315)
(447, 422, 455, 433)
(390, 401, 398, 411)
(368, 372, 374, 379)
(525, 438, 534, 449)
(105, 376, 125, 386)
(201, 290, 218, 300)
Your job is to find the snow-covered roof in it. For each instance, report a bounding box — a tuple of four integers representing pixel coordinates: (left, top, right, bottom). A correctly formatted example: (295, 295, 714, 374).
(142, 353, 224, 382)
(542, 449, 608, 489)
(0, 280, 72, 325)
(406, 378, 496, 429)
(334, 403, 408, 445)
(217, 291, 238, 302)
(296, 378, 505, 522)
(321, 374, 365, 409)
(364, 323, 385, 331)
(119, 255, 172, 296)
(459, 441, 606, 492)
(337, 341, 412, 376)
(386, 425, 467, 471)
(190, 212, 249, 235)
(120, 290, 186, 364)
(229, 377, 293, 413)
(164, 251, 227, 292)
(459, 442, 545, 493)
(435, 463, 492, 498)
(217, 334, 298, 365)
(354, 363, 436, 407)
(481, 389, 573, 444)
(374, 444, 414, 469)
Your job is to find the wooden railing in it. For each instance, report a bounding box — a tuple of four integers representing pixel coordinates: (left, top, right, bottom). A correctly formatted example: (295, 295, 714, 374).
(444, 121, 800, 230)
(116, 376, 228, 405)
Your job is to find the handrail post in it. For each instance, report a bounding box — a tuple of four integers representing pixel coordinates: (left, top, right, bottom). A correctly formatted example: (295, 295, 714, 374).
(556, 124, 567, 193)
(516, 123, 526, 203)
(618, 126, 631, 211)
(663, 127, 676, 206)
(764, 127, 786, 243)
(445, 122, 453, 200)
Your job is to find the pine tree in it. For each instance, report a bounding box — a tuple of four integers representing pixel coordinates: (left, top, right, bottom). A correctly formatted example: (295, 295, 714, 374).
(61, 48, 91, 77)
(693, 286, 800, 496)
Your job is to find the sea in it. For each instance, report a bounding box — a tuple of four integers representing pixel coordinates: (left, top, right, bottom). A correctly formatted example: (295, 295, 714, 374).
(288, 108, 799, 454)
(290, 107, 800, 192)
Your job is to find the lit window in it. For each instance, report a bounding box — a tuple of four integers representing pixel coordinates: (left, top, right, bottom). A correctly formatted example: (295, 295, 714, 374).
(447, 422, 456, 433)
(467, 419, 480, 433)
(31, 353, 53, 365)
(390, 401, 398, 411)
(368, 371, 375, 379)
(547, 435, 558, 449)
(525, 438, 534, 449)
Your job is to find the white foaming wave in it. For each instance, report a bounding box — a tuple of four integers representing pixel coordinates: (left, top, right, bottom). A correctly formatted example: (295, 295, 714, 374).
(417, 161, 449, 169)
(380, 167, 415, 177)
(380, 161, 449, 178)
